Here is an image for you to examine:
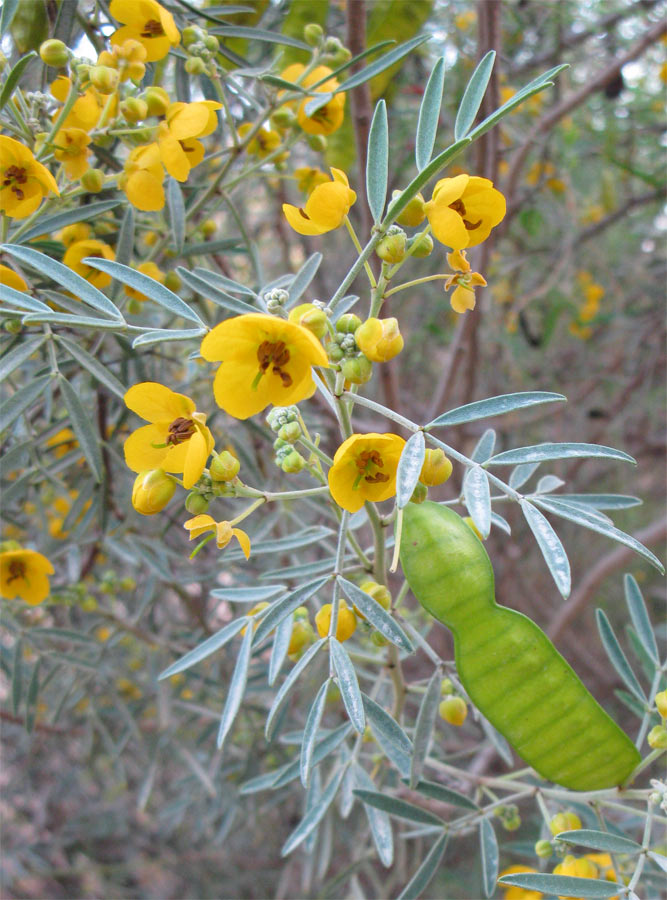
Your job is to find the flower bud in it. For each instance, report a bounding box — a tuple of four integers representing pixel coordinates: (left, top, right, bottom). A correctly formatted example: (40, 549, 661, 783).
(142, 86, 170, 117)
(439, 696, 467, 726)
(393, 190, 426, 227)
(534, 840, 553, 859)
(341, 355, 372, 385)
(549, 812, 582, 836)
(164, 271, 181, 292)
(185, 57, 207, 75)
(120, 96, 148, 123)
(288, 619, 314, 657)
(419, 449, 452, 487)
(304, 23, 324, 46)
(410, 482, 428, 504)
(89, 65, 119, 94)
(371, 631, 389, 646)
(655, 690, 667, 719)
(440, 677, 454, 695)
(648, 725, 667, 749)
(278, 421, 301, 443)
(409, 232, 434, 258)
(307, 134, 327, 153)
(40, 39, 69, 68)
(376, 226, 407, 264)
(336, 313, 362, 334)
(355, 317, 403, 363)
(358, 581, 391, 612)
(209, 450, 240, 482)
(132, 469, 175, 515)
(204, 35, 220, 52)
(281, 450, 306, 473)
(270, 106, 295, 130)
(288, 302, 328, 338)
(185, 492, 209, 515)
(80, 168, 104, 193)
(182, 26, 204, 47)
(201, 219, 217, 238)
(315, 602, 357, 641)
(4, 319, 22, 334)
(327, 341, 344, 363)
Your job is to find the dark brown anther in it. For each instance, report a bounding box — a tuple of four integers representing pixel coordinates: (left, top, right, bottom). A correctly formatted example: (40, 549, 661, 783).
(256, 340, 292, 387)
(7, 560, 26, 583)
(140, 19, 165, 37)
(167, 416, 195, 444)
(449, 198, 482, 231)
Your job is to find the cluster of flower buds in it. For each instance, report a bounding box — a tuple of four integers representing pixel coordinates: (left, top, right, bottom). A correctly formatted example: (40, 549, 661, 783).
(268, 407, 306, 472)
(181, 25, 220, 76)
(495, 803, 521, 832)
(264, 288, 290, 316)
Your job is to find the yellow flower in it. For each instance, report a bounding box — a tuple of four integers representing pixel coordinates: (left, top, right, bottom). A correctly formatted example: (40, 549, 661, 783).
(238, 122, 283, 159)
(124, 261, 165, 302)
(124, 383, 214, 490)
(294, 166, 330, 195)
(328, 433, 406, 513)
(184, 515, 251, 558)
(444, 248, 487, 313)
(0, 264, 27, 292)
(424, 174, 506, 250)
(283, 168, 356, 235)
(63, 239, 115, 289)
(109, 0, 180, 62)
(498, 865, 541, 900)
(420, 448, 452, 486)
(280, 63, 346, 136)
(158, 101, 221, 182)
(200, 313, 329, 420)
(131, 468, 176, 515)
(315, 602, 357, 641)
(355, 317, 404, 363)
(551, 854, 615, 900)
(121, 143, 165, 211)
(46, 427, 78, 459)
(98, 38, 147, 82)
(53, 127, 91, 180)
(59, 222, 92, 246)
(50, 76, 109, 131)
(0, 136, 59, 218)
(0, 548, 54, 605)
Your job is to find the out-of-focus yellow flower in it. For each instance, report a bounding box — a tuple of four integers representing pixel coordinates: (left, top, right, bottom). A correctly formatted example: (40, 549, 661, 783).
(124, 383, 214, 490)
(200, 313, 329, 420)
(63, 239, 115, 289)
(0, 548, 54, 605)
(444, 248, 487, 313)
(0, 264, 27, 291)
(551, 854, 617, 900)
(109, 0, 180, 62)
(315, 601, 357, 641)
(59, 222, 93, 246)
(280, 64, 346, 136)
(238, 122, 284, 159)
(184, 515, 251, 558)
(46, 427, 78, 459)
(50, 76, 110, 131)
(454, 10, 476, 30)
(0, 137, 59, 218)
(283, 167, 356, 235)
(47, 491, 91, 538)
(498, 865, 541, 900)
(425, 174, 506, 250)
(328, 433, 405, 513)
(98, 38, 147, 82)
(124, 261, 165, 302)
(120, 143, 165, 211)
(294, 166, 330, 195)
(355, 317, 403, 363)
(53, 127, 91, 180)
(157, 100, 221, 181)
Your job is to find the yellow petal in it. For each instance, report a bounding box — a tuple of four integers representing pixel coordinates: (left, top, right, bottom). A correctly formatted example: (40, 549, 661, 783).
(450, 284, 476, 314)
(159, 135, 190, 181)
(125, 382, 195, 423)
(182, 426, 211, 489)
(283, 202, 329, 235)
(125, 169, 165, 211)
(425, 203, 469, 249)
(430, 173, 469, 206)
(232, 527, 251, 559)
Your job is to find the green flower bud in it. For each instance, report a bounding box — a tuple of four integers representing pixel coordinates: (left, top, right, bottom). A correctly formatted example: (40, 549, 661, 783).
(307, 134, 327, 153)
(439, 696, 467, 726)
(409, 232, 434, 258)
(185, 492, 209, 515)
(535, 840, 553, 859)
(278, 421, 301, 443)
(392, 190, 426, 227)
(80, 595, 98, 611)
(204, 35, 220, 52)
(39, 39, 69, 68)
(270, 107, 296, 130)
(209, 450, 240, 482)
(341, 355, 372, 385)
(142, 86, 170, 117)
(376, 226, 407, 264)
(201, 219, 217, 238)
(549, 812, 582, 836)
(410, 482, 428, 504)
(89, 65, 119, 95)
(371, 631, 389, 647)
(132, 469, 175, 515)
(120, 97, 148, 123)
(288, 302, 328, 338)
(303, 23, 324, 46)
(336, 313, 362, 334)
(281, 450, 306, 473)
(4, 319, 22, 334)
(120, 577, 136, 591)
(440, 677, 454, 695)
(327, 341, 344, 363)
(164, 271, 181, 292)
(127, 297, 142, 315)
(80, 168, 105, 193)
(648, 725, 667, 749)
(182, 26, 204, 47)
(185, 57, 207, 75)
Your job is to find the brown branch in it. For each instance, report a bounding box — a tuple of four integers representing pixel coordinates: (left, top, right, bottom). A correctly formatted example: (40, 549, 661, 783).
(547, 517, 667, 642)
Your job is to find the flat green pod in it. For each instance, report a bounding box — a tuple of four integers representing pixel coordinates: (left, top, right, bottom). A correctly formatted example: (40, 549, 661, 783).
(400, 502, 640, 791)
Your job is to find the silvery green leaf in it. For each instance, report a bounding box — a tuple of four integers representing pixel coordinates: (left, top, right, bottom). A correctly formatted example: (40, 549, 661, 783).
(0, 283, 51, 313)
(287, 252, 322, 306)
(268, 612, 293, 687)
(497, 873, 622, 898)
(480, 818, 499, 899)
(228, 526, 334, 562)
(488, 442, 635, 466)
(339, 578, 412, 652)
(15, 200, 122, 244)
(330, 295, 359, 321)
(24, 659, 40, 733)
(304, 91, 334, 116)
(167, 178, 185, 253)
(272, 723, 352, 790)
(282, 767, 346, 857)
(471, 428, 496, 462)
(239, 767, 287, 796)
(83, 258, 204, 325)
(1, 244, 122, 320)
(509, 461, 540, 489)
(532, 498, 612, 526)
(192, 267, 258, 298)
(366, 100, 388, 223)
(624, 574, 659, 665)
(647, 851, 667, 873)
(535, 497, 664, 573)
(362, 694, 412, 776)
(11, 639, 22, 715)
(217, 623, 253, 748)
(408, 779, 478, 811)
(56, 335, 126, 398)
(397, 832, 448, 900)
(336, 35, 429, 94)
(555, 829, 642, 855)
(463, 466, 491, 539)
(0, 0, 20, 36)
(596, 610, 647, 704)
(210, 584, 286, 603)
(177, 268, 258, 315)
(558, 494, 641, 510)
(396, 431, 425, 508)
(254, 577, 328, 644)
(0, 51, 36, 114)
(0, 336, 45, 383)
(158, 617, 248, 679)
(301, 679, 330, 787)
(428, 392, 565, 428)
(455, 50, 495, 140)
(59, 377, 103, 481)
(114, 205, 135, 267)
(415, 57, 446, 171)
(22, 312, 123, 330)
(536, 475, 565, 493)
(132, 328, 205, 347)
(353, 764, 394, 866)
(353, 790, 444, 826)
(491, 512, 511, 535)
(330, 638, 365, 733)
(265, 639, 324, 741)
(410, 670, 441, 788)
(211, 24, 309, 49)
(521, 501, 571, 598)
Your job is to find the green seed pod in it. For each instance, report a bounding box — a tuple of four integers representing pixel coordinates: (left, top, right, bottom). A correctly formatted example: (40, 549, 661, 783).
(400, 502, 641, 791)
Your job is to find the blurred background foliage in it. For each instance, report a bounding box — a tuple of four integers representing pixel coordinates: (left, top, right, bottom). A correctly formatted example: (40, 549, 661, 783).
(0, 0, 665, 897)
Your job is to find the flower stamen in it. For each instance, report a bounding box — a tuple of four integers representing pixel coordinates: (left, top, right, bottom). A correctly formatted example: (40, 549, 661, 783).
(254, 340, 293, 390)
(167, 416, 195, 444)
(449, 197, 482, 231)
(7, 560, 26, 583)
(141, 19, 165, 38)
(352, 449, 390, 490)
(3, 165, 28, 200)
